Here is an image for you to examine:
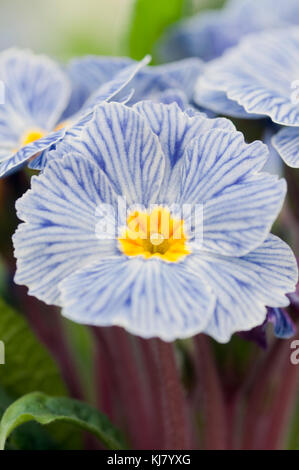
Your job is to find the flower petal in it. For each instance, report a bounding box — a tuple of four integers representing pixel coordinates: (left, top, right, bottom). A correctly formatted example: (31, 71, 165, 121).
(0, 48, 70, 136)
(194, 80, 261, 119)
(126, 58, 203, 104)
(185, 234, 298, 343)
(133, 101, 235, 201)
(158, 0, 299, 62)
(267, 307, 296, 339)
(261, 126, 283, 176)
(272, 126, 299, 168)
(13, 154, 119, 305)
(63, 56, 134, 118)
(81, 56, 151, 114)
(60, 257, 215, 342)
(179, 129, 285, 255)
(196, 28, 299, 125)
(62, 102, 166, 206)
(0, 128, 66, 177)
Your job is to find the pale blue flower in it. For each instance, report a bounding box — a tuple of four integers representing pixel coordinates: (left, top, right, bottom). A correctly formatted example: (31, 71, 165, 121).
(195, 28, 299, 166)
(13, 102, 297, 342)
(31, 57, 203, 171)
(63, 56, 203, 113)
(0, 49, 148, 177)
(158, 0, 299, 62)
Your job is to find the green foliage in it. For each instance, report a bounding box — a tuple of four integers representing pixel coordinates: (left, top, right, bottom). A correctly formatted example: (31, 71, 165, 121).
(128, 0, 186, 61)
(0, 298, 67, 398)
(0, 298, 81, 449)
(287, 395, 299, 450)
(0, 392, 126, 450)
(63, 319, 95, 404)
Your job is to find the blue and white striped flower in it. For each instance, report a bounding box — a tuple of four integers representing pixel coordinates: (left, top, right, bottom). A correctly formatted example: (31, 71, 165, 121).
(31, 57, 203, 171)
(158, 0, 299, 63)
(63, 55, 203, 114)
(0, 49, 149, 177)
(195, 28, 299, 166)
(13, 101, 297, 342)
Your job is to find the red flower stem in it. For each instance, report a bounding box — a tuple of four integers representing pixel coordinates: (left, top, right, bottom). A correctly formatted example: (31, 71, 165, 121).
(155, 339, 192, 450)
(93, 327, 154, 449)
(93, 330, 120, 424)
(193, 334, 228, 449)
(262, 351, 299, 449)
(242, 336, 299, 449)
(17, 286, 84, 400)
(137, 338, 165, 448)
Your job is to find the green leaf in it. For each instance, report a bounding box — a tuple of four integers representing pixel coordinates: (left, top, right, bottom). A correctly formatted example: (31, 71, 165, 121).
(128, 0, 185, 61)
(0, 392, 126, 450)
(0, 298, 67, 397)
(0, 385, 57, 450)
(0, 299, 83, 449)
(287, 394, 299, 449)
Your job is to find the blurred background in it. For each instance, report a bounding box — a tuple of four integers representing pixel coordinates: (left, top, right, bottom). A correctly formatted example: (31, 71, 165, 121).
(0, 0, 224, 59)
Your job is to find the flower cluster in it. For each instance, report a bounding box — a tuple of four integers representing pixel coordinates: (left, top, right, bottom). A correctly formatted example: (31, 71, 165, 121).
(195, 29, 299, 168)
(159, 0, 299, 62)
(0, 25, 297, 344)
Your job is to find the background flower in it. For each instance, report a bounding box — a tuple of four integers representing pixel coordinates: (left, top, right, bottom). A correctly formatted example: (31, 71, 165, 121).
(194, 28, 299, 167)
(0, 50, 149, 177)
(158, 0, 299, 62)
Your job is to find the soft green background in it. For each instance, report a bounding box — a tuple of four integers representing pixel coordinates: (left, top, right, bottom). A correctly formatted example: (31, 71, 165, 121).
(0, 0, 224, 59)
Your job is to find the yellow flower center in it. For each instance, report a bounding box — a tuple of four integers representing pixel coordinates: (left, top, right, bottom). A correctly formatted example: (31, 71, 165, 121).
(118, 207, 191, 262)
(20, 128, 46, 147)
(20, 122, 68, 148)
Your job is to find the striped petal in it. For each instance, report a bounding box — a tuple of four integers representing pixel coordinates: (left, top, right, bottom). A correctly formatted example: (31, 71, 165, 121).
(66, 102, 165, 206)
(134, 101, 235, 166)
(60, 257, 215, 342)
(81, 55, 151, 114)
(0, 48, 70, 138)
(179, 129, 285, 255)
(272, 126, 299, 168)
(28, 111, 95, 171)
(133, 101, 235, 201)
(196, 28, 299, 125)
(62, 56, 134, 119)
(126, 58, 203, 105)
(186, 234, 298, 343)
(194, 80, 261, 119)
(158, 0, 299, 62)
(154, 89, 188, 110)
(0, 128, 66, 177)
(0, 48, 70, 176)
(13, 154, 119, 306)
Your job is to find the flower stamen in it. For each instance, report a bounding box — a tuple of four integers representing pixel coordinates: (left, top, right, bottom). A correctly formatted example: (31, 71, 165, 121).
(118, 207, 191, 262)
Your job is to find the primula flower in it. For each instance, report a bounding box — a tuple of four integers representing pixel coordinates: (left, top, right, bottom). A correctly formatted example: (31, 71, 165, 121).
(13, 101, 297, 342)
(63, 55, 203, 114)
(158, 0, 299, 63)
(30, 57, 203, 172)
(0, 49, 148, 177)
(195, 28, 299, 166)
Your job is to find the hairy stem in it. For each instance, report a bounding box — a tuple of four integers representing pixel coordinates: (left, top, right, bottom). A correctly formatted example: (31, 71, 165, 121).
(193, 334, 228, 449)
(155, 339, 192, 450)
(93, 327, 154, 449)
(242, 336, 299, 449)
